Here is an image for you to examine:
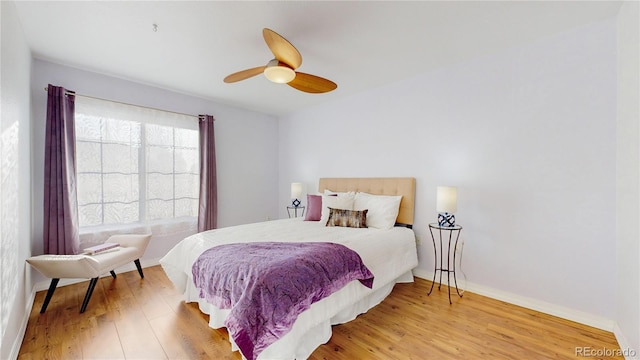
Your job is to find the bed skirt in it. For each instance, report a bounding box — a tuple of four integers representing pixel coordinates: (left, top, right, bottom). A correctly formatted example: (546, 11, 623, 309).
(188, 270, 414, 359)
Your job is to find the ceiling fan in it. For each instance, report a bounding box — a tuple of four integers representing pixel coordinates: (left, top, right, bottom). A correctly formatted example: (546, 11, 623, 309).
(223, 28, 337, 94)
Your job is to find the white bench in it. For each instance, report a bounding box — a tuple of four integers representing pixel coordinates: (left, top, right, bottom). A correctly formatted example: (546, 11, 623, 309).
(26, 233, 152, 313)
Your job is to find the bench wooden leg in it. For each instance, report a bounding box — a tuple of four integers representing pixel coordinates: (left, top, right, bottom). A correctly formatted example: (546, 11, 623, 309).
(40, 278, 60, 313)
(80, 277, 99, 313)
(134, 259, 144, 279)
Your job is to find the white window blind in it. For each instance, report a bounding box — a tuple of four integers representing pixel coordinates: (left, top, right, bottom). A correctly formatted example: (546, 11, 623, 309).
(74, 97, 199, 228)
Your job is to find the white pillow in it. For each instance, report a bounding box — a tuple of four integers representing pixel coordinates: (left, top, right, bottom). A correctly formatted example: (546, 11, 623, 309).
(353, 192, 402, 230)
(320, 192, 355, 225)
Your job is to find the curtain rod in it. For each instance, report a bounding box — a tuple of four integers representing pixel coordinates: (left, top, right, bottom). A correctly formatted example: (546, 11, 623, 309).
(44, 86, 200, 119)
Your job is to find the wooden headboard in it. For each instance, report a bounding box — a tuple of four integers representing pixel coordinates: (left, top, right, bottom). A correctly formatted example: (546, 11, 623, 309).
(318, 177, 416, 227)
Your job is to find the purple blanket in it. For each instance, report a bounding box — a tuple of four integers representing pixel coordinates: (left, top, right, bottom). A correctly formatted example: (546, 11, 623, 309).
(191, 241, 374, 360)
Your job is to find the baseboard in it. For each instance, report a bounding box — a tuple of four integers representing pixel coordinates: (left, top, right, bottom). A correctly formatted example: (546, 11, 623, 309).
(412, 268, 615, 332)
(613, 323, 640, 360)
(33, 257, 162, 292)
(8, 285, 36, 360)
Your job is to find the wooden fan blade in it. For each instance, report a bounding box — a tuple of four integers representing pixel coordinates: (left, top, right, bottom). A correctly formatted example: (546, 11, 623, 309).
(224, 66, 266, 83)
(288, 72, 337, 93)
(263, 28, 302, 70)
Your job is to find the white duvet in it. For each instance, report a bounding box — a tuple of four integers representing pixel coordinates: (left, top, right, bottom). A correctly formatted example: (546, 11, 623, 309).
(159, 218, 418, 359)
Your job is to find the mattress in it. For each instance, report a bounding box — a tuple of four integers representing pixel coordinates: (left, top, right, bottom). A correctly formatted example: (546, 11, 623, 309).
(159, 217, 418, 359)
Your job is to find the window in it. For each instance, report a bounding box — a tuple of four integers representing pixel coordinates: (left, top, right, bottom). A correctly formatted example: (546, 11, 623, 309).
(74, 97, 199, 228)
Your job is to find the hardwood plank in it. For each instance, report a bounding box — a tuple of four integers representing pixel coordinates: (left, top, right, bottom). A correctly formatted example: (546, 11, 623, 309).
(18, 265, 624, 360)
(112, 296, 168, 359)
(78, 316, 125, 359)
(149, 313, 201, 360)
(123, 270, 174, 321)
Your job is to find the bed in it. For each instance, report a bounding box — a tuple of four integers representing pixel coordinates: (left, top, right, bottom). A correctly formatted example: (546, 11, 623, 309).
(159, 177, 418, 359)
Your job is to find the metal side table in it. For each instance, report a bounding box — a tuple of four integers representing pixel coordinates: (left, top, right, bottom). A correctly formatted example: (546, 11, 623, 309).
(428, 223, 463, 304)
(286, 206, 305, 218)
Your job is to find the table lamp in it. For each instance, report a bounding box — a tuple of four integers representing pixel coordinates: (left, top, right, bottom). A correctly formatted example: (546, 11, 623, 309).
(291, 182, 302, 207)
(436, 186, 457, 227)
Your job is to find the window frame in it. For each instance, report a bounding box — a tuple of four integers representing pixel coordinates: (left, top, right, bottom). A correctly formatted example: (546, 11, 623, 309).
(74, 97, 199, 230)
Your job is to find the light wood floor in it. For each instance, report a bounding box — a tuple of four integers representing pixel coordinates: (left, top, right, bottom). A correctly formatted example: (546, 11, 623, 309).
(18, 265, 622, 359)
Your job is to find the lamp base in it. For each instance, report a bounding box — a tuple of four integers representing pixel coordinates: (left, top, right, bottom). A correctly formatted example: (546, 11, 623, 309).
(292, 198, 301, 207)
(438, 213, 456, 227)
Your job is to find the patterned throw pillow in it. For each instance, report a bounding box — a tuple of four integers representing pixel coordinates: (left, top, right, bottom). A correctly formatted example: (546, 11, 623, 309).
(325, 207, 368, 228)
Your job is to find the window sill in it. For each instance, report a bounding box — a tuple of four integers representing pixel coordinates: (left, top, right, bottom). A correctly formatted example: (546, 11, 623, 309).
(79, 217, 197, 245)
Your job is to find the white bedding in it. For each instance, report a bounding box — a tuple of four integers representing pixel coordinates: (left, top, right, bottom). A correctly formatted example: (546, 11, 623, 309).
(159, 218, 418, 359)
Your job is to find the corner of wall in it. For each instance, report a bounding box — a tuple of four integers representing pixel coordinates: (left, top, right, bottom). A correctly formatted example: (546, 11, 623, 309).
(614, 323, 640, 360)
(1, 1, 35, 358)
(6, 287, 35, 360)
(616, 0, 640, 357)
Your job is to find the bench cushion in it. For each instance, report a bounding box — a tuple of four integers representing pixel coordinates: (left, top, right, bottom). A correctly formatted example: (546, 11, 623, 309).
(27, 234, 151, 280)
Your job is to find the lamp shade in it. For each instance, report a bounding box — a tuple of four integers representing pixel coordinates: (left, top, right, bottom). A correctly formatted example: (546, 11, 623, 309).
(436, 186, 457, 213)
(291, 182, 302, 199)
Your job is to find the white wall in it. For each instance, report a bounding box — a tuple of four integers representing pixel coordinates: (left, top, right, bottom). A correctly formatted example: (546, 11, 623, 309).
(279, 18, 618, 324)
(616, 0, 640, 357)
(0, 1, 33, 359)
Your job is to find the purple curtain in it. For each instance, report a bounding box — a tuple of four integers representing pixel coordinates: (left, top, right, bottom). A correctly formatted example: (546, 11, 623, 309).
(198, 115, 218, 232)
(43, 84, 80, 255)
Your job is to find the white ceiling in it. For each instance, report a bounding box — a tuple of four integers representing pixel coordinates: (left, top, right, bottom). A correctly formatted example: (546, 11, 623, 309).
(14, 1, 622, 116)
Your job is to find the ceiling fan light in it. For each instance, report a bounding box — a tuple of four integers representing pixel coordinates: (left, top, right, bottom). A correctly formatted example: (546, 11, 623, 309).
(264, 65, 296, 84)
